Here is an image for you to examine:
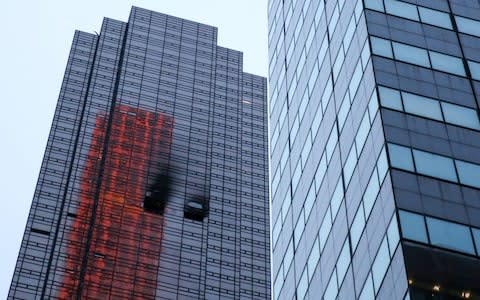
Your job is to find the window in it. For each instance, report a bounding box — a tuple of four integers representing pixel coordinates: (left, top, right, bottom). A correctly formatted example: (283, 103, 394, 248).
(319, 209, 332, 251)
(455, 160, 480, 188)
(378, 86, 402, 110)
(426, 217, 475, 255)
(307, 238, 320, 281)
(399, 210, 428, 243)
(472, 229, 480, 254)
(324, 270, 338, 300)
(315, 154, 327, 193)
(344, 146, 357, 185)
(296, 268, 308, 299)
(336, 239, 351, 285)
(402, 92, 443, 121)
(388, 143, 414, 171)
(351, 204, 366, 251)
(392, 42, 430, 67)
(330, 178, 344, 219)
(294, 210, 305, 249)
(359, 273, 374, 300)
(441, 102, 480, 130)
(468, 60, 480, 81)
(304, 183, 316, 220)
(364, 0, 384, 11)
(372, 237, 390, 293)
(429, 51, 465, 76)
(292, 162, 302, 193)
(371, 36, 393, 59)
(387, 215, 400, 255)
(412, 149, 457, 182)
(384, 0, 418, 21)
(418, 7, 452, 29)
(455, 16, 480, 37)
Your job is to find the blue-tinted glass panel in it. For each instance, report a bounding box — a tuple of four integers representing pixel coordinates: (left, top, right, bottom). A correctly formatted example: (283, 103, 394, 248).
(385, 0, 419, 20)
(402, 92, 442, 121)
(472, 229, 480, 255)
(455, 16, 480, 37)
(412, 150, 457, 182)
(371, 37, 393, 58)
(330, 178, 344, 219)
(297, 268, 308, 299)
(468, 60, 480, 81)
(307, 238, 320, 281)
(336, 239, 351, 285)
(387, 215, 400, 255)
(399, 210, 428, 243)
(372, 237, 390, 293)
(344, 146, 357, 185)
(351, 205, 366, 251)
(363, 171, 380, 217)
(319, 210, 332, 251)
(364, 0, 384, 11)
(426, 217, 475, 255)
(388, 144, 414, 171)
(455, 160, 480, 189)
(378, 86, 402, 110)
(441, 102, 480, 130)
(429, 51, 465, 76)
(418, 7, 452, 29)
(324, 269, 338, 300)
(392, 42, 430, 67)
(359, 273, 374, 300)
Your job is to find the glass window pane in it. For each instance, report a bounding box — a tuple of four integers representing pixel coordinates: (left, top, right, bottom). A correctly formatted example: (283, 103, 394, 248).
(387, 214, 400, 255)
(273, 217, 281, 247)
(364, 0, 384, 11)
(281, 188, 291, 222)
(356, 112, 371, 154)
(292, 161, 302, 193)
(372, 237, 390, 293)
(363, 170, 380, 218)
(426, 217, 475, 255)
(284, 238, 294, 271)
(336, 239, 351, 285)
(402, 92, 442, 121)
(324, 269, 338, 300)
(274, 266, 284, 298)
(377, 147, 389, 182)
(344, 145, 357, 185)
(319, 209, 332, 251)
(371, 36, 393, 58)
(297, 268, 308, 300)
(351, 204, 366, 251)
(455, 16, 480, 37)
(399, 210, 428, 243)
(378, 86, 402, 110)
(441, 102, 480, 130)
(412, 150, 457, 182)
(392, 42, 430, 67)
(385, 0, 419, 21)
(468, 60, 480, 81)
(455, 160, 480, 188)
(388, 143, 414, 171)
(304, 183, 316, 220)
(294, 210, 305, 249)
(472, 228, 480, 256)
(326, 123, 338, 163)
(330, 178, 344, 219)
(429, 51, 465, 76)
(418, 7, 452, 29)
(359, 273, 374, 300)
(307, 238, 320, 281)
(315, 154, 327, 193)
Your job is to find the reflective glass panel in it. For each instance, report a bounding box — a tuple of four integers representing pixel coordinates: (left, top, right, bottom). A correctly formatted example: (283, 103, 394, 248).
(399, 210, 428, 243)
(455, 160, 480, 188)
(427, 217, 475, 255)
(371, 36, 393, 59)
(402, 92, 443, 121)
(385, 0, 419, 21)
(418, 7, 452, 29)
(455, 16, 480, 37)
(388, 144, 414, 171)
(392, 42, 430, 67)
(378, 86, 402, 110)
(412, 150, 457, 182)
(429, 51, 465, 76)
(441, 102, 480, 130)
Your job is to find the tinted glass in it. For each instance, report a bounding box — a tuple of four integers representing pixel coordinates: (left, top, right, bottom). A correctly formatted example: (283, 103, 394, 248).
(399, 210, 428, 243)
(388, 144, 415, 171)
(427, 217, 475, 255)
(402, 92, 442, 121)
(412, 150, 457, 182)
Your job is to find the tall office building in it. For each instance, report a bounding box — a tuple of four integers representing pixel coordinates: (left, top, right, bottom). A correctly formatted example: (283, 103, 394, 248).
(9, 7, 270, 299)
(269, 0, 480, 299)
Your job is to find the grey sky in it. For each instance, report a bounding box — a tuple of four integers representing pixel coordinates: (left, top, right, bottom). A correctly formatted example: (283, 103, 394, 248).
(0, 0, 267, 297)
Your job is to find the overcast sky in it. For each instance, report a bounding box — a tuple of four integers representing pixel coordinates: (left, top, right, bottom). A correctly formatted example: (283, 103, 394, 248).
(0, 0, 268, 297)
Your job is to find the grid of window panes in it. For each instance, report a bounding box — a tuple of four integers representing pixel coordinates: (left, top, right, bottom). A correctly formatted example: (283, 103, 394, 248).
(9, 7, 270, 300)
(268, 0, 407, 299)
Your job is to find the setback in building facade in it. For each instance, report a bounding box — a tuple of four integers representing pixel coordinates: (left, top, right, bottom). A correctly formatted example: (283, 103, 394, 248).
(9, 7, 270, 299)
(269, 0, 480, 299)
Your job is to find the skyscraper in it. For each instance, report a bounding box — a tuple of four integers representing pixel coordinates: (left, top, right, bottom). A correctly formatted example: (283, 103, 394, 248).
(9, 6, 270, 299)
(269, 0, 480, 299)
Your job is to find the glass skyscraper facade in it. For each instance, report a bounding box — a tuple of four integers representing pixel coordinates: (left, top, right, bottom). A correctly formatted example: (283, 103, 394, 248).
(269, 0, 480, 299)
(9, 7, 270, 299)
